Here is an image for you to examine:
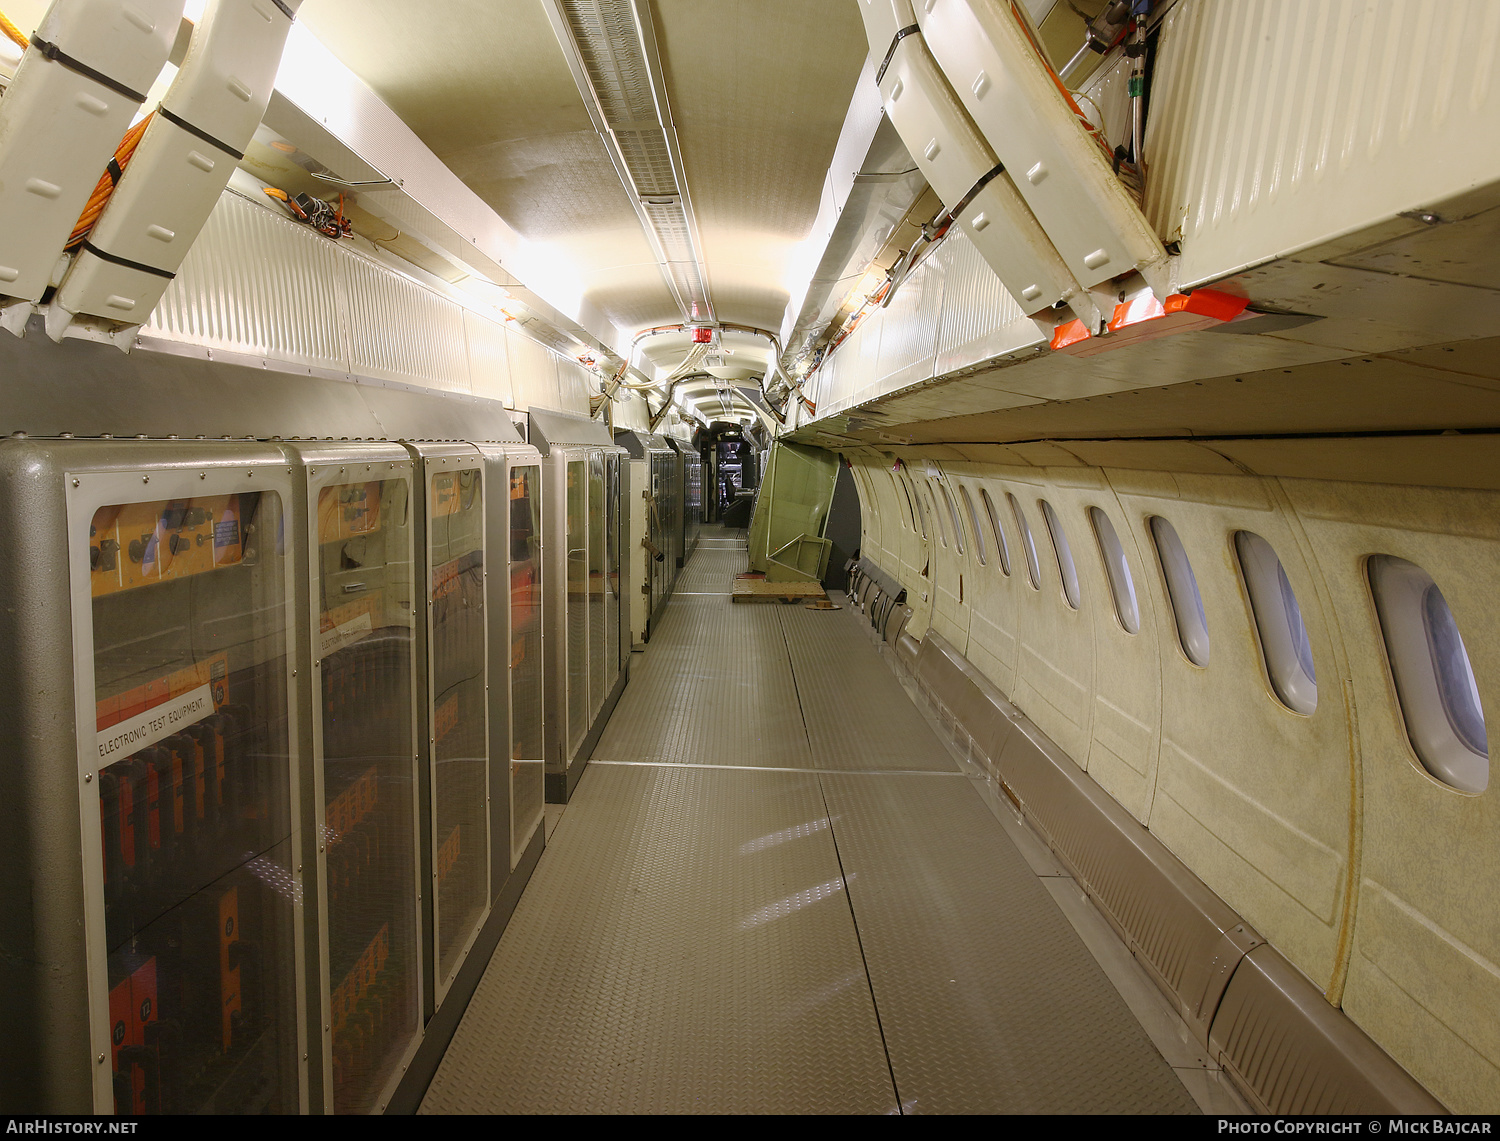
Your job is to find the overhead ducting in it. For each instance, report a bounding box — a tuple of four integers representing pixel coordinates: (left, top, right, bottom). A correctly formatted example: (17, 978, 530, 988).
(543, 0, 714, 325)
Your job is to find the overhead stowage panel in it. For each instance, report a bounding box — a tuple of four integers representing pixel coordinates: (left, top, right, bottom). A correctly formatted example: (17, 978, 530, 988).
(55, 0, 301, 327)
(857, 0, 1095, 325)
(0, 0, 184, 302)
(916, 0, 1170, 298)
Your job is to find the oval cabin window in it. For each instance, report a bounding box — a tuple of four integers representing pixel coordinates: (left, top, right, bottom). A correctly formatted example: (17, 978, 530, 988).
(980, 488, 1011, 576)
(908, 474, 927, 539)
(1369, 555, 1488, 794)
(1150, 516, 1209, 667)
(1234, 531, 1317, 715)
(939, 483, 964, 554)
(888, 468, 916, 532)
(1039, 499, 1080, 610)
(1006, 492, 1041, 590)
(926, 483, 947, 547)
(1089, 506, 1139, 634)
(960, 485, 986, 565)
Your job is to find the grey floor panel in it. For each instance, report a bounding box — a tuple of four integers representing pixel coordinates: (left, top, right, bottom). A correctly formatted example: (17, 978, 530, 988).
(594, 596, 811, 767)
(420, 764, 897, 1115)
(675, 546, 747, 593)
(819, 772, 1196, 1115)
(778, 605, 959, 773)
(426, 546, 1202, 1115)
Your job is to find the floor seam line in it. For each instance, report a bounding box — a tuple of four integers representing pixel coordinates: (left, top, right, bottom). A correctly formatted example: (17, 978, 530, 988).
(776, 607, 905, 1116)
(587, 759, 966, 776)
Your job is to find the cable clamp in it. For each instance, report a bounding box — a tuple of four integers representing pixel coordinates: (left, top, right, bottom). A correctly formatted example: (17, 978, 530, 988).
(29, 37, 147, 103)
(875, 24, 920, 86)
(80, 240, 176, 280)
(158, 106, 244, 161)
(945, 161, 1007, 226)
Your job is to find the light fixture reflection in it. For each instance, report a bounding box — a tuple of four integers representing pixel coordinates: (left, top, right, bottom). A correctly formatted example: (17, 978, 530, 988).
(740, 874, 852, 929)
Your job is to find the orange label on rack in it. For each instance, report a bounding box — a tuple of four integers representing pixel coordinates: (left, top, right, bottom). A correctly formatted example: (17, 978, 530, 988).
(319, 595, 378, 657)
(436, 824, 461, 886)
(317, 482, 383, 545)
(431, 472, 460, 517)
(91, 496, 243, 598)
(331, 923, 389, 1037)
(96, 653, 228, 731)
(327, 765, 378, 842)
(434, 695, 458, 744)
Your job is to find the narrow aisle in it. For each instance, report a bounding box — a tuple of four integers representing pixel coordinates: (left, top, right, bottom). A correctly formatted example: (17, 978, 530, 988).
(420, 535, 1197, 1114)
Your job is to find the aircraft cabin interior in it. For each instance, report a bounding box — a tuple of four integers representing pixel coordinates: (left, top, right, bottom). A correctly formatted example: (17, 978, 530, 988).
(0, 0, 1497, 1118)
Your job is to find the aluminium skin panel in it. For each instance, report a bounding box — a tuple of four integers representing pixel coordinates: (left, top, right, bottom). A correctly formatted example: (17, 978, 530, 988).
(54, 441, 310, 1114)
(288, 442, 424, 1115)
(540, 440, 628, 802)
(588, 451, 608, 722)
(541, 446, 589, 798)
(604, 452, 623, 697)
(406, 444, 491, 1010)
(474, 442, 547, 878)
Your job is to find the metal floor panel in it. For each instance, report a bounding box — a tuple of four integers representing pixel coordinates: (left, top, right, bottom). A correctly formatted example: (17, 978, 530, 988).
(674, 546, 748, 593)
(820, 772, 1196, 1114)
(419, 764, 897, 1115)
(777, 605, 960, 773)
(595, 596, 812, 767)
(422, 542, 1200, 1115)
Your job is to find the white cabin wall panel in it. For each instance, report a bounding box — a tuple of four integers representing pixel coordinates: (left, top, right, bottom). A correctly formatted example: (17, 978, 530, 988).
(876, 463, 921, 593)
(554, 358, 594, 417)
(344, 254, 469, 392)
(144, 191, 351, 371)
(952, 473, 1022, 698)
(463, 309, 513, 407)
(994, 474, 1093, 763)
(611, 391, 650, 432)
(899, 470, 935, 641)
(925, 471, 972, 655)
(1065, 477, 1164, 824)
(1114, 478, 1350, 990)
(842, 317, 882, 413)
(809, 347, 837, 418)
(918, 477, 963, 648)
(874, 255, 943, 392)
(931, 228, 1040, 376)
(1147, 0, 1500, 287)
(895, 468, 928, 601)
(506, 327, 562, 412)
(1281, 480, 1500, 1114)
(848, 460, 888, 571)
(884, 453, 1500, 1110)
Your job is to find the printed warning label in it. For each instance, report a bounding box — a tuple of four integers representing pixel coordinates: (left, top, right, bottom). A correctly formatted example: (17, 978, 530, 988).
(319, 610, 373, 658)
(97, 684, 214, 764)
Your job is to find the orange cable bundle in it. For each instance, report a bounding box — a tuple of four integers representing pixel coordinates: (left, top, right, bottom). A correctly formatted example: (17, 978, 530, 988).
(0, 9, 27, 51)
(66, 112, 154, 251)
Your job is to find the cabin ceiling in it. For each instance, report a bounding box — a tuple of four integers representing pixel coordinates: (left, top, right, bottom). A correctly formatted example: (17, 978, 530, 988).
(297, 0, 869, 340)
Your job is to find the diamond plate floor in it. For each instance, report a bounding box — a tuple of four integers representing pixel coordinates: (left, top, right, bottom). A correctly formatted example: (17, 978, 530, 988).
(820, 772, 1195, 1114)
(420, 542, 1197, 1115)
